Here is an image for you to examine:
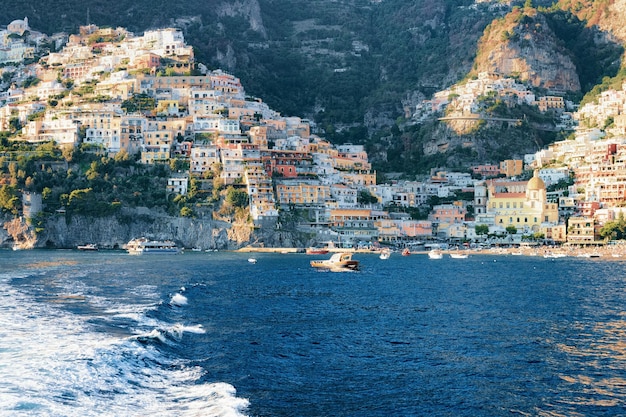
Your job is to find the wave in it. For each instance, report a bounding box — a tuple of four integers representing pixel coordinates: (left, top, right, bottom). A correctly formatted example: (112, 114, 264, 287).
(0, 277, 248, 417)
(170, 293, 188, 306)
(130, 323, 206, 344)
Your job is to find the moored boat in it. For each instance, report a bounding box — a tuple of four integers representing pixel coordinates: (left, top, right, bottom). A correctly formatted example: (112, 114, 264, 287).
(306, 247, 329, 255)
(310, 252, 359, 271)
(379, 248, 391, 260)
(401, 248, 410, 256)
(449, 252, 468, 259)
(126, 238, 181, 255)
(428, 249, 443, 259)
(77, 243, 98, 251)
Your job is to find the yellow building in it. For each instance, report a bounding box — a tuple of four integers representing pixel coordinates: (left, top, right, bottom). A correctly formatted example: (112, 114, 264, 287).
(275, 182, 331, 207)
(156, 100, 180, 116)
(566, 217, 595, 244)
(487, 171, 558, 232)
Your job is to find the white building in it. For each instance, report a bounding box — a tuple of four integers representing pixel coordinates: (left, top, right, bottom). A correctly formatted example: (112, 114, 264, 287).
(167, 176, 188, 195)
(538, 167, 570, 187)
(190, 144, 220, 174)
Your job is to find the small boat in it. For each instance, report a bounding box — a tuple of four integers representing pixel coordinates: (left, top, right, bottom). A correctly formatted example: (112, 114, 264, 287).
(544, 252, 567, 259)
(77, 244, 98, 251)
(310, 252, 359, 271)
(379, 249, 391, 260)
(248, 258, 257, 264)
(126, 238, 181, 255)
(306, 247, 329, 255)
(401, 248, 410, 256)
(428, 249, 443, 260)
(449, 252, 468, 259)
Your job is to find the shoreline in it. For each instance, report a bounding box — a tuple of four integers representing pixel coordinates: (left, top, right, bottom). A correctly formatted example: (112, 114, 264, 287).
(236, 244, 626, 258)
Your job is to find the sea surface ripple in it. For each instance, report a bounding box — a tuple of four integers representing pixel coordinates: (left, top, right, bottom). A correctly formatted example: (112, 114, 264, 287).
(1, 249, 626, 416)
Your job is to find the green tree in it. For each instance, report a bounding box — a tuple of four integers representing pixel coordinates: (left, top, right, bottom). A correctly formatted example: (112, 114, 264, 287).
(0, 185, 20, 214)
(226, 187, 249, 208)
(357, 189, 378, 205)
(67, 188, 95, 213)
(506, 225, 517, 235)
(8, 117, 21, 133)
(121, 93, 156, 113)
(475, 224, 489, 235)
(599, 213, 626, 240)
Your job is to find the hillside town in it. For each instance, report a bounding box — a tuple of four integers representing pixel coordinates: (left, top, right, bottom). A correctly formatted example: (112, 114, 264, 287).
(1, 18, 626, 250)
(414, 71, 576, 131)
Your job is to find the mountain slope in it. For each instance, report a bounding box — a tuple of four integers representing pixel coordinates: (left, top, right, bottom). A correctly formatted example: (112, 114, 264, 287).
(472, 6, 580, 92)
(1, 0, 626, 175)
(3, 0, 500, 130)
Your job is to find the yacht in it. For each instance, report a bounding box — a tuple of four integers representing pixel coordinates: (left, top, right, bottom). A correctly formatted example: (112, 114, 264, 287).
(126, 238, 181, 255)
(428, 249, 443, 259)
(310, 252, 359, 271)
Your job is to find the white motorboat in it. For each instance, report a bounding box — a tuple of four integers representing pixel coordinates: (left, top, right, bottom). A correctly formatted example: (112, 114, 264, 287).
(310, 252, 359, 271)
(126, 238, 181, 255)
(428, 249, 443, 259)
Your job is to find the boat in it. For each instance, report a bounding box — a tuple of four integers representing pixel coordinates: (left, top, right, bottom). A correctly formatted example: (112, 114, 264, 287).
(248, 258, 257, 264)
(401, 248, 410, 256)
(379, 249, 391, 260)
(306, 247, 329, 255)
(543, 252, 567, 259)
(310, 252, 359, 271)
(77, 243, 98, 251)
(428, 249, 443, 259)
(449, 252, 468, 259)
(126, 238, 181, 255)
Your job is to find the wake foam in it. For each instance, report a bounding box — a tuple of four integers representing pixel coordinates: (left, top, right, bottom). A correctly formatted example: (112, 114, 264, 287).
(0, 278, 248, 417)
(131, 323, 205, 344)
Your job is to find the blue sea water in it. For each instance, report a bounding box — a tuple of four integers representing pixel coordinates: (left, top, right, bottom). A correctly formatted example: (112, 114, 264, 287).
(1, 249, 626, 416)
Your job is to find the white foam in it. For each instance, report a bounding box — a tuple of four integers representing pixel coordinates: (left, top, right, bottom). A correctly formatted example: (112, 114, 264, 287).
(170, 293, 188, 306)
(0, 276, 248, 417)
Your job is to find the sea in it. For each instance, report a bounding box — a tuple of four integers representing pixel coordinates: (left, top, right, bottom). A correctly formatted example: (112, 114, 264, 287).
(1, 249, 626, 417)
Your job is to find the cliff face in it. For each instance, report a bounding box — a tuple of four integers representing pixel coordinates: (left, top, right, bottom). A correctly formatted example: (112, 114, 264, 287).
(473, 7, 580, 92)
(559, 0, 626, 44)
(1, 208, 307, 250)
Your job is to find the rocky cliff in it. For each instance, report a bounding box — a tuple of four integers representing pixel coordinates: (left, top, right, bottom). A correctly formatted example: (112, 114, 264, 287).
(559, 0, 626, 44)
(473, 7, 580, 92)
(1, 209, 307, 250)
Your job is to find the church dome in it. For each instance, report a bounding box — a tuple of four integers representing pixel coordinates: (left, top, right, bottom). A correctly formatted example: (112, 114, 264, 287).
(527, 171, 545, 190)
(7, 17, 29, 35)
